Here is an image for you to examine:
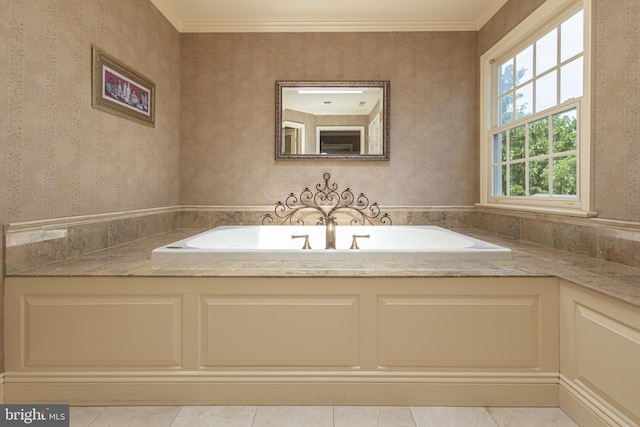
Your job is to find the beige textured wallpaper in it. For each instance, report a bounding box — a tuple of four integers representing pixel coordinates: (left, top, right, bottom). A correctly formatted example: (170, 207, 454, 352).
(1, 0, 181, 224)
(592, 0, 640, 221)
(179, 31, 480, 207)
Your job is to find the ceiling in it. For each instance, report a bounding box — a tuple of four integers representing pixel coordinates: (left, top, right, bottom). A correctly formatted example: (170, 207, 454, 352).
(150, 0, 509, 33)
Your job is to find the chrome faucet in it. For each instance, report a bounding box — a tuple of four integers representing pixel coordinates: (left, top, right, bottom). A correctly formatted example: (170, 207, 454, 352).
(325, 216, 336, 249)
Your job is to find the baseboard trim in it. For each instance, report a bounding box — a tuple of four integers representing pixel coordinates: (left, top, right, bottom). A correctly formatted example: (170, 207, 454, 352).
(559, 375, 636, 427)
(4, 371, 559, 406)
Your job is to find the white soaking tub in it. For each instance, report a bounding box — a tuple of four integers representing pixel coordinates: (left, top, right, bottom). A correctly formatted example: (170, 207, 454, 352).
(151, 225, 512, 261)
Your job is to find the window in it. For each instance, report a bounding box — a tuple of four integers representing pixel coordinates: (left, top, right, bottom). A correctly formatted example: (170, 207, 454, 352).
(480, 0, 593, 216)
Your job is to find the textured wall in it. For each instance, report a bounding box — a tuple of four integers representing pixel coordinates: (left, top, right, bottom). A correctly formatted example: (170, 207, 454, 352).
(1, 0, 181, 224)
(180, 32, 480, 207)
(592, 0, 640, 221)
(0, 0, 181, 371)
(477, 0, 546, 55)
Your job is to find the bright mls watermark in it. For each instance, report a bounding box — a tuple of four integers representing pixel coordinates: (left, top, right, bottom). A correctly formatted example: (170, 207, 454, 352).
(0, 405, 69, 426)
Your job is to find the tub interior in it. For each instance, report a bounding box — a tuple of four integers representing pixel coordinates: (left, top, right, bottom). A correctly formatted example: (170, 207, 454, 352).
(151, 225, 512, 261)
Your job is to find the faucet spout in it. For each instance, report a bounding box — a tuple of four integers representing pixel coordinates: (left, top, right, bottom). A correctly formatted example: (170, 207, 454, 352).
(325, 216, 336, 249)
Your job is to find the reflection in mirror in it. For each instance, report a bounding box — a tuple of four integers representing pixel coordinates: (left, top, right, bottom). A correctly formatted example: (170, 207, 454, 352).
(276, 81, 389, 160)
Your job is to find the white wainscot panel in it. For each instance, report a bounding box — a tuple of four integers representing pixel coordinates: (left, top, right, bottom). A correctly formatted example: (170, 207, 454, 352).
(202, 295, 360, 367)
(378, 295, 541, 369)
(23, 295, 182, 368)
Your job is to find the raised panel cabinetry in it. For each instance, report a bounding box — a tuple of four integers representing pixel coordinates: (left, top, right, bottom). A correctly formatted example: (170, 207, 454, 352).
(560, 280, 640, 427)
(4, 276, 558, 405)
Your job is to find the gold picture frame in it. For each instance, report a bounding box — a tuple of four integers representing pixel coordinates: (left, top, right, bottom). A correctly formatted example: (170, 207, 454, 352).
(91, 46, 155, 127)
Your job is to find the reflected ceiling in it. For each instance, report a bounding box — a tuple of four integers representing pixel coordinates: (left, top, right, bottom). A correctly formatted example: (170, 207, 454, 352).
(150, 0, 509, 33)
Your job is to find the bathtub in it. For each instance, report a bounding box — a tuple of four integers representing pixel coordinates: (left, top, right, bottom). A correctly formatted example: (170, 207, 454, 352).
(151, 225, 512, 261)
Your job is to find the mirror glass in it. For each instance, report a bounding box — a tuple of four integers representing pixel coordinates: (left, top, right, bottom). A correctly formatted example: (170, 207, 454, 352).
(276, 81, 389, 160)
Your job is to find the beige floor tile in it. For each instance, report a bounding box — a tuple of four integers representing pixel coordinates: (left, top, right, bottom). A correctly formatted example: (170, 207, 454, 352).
(410, 407, 498, 427)
(88, 406, 181, 427)
(486, 407, 579, 427)
(171, 406, 257, 427)
(69, 407, 106, 427)
(334, 406, 417, 427)
(252, 406, 333, 427)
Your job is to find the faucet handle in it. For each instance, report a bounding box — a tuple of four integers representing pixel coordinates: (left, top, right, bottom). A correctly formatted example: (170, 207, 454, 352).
(350, 234, 370, 250)
(291, 234, 312, 249)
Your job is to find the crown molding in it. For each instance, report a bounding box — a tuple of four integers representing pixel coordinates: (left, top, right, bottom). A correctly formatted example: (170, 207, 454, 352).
(178, 20, 478, 33)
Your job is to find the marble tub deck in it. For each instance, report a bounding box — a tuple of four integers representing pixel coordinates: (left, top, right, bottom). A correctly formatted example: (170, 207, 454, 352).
(9, 228, 640, 308)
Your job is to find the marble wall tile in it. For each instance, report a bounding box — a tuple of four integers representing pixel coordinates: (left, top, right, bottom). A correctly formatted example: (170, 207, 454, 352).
(138, 213, 166, 239)
(179, 210, 211, 229)
(477, 211, 522, 239)
(68, 222, 109, 258)
(108, 217, 139, 247)
(552, 223, 598, 258)
(5, 233, 68, 274)
(209, 210, 244, 227)
(598, 228, 640, 269)
(406, 210, 478, 229)
(521, 217, 554, 247)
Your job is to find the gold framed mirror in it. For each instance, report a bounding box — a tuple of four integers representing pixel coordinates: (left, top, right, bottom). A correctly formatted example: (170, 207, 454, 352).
(276, 80, 389, 160)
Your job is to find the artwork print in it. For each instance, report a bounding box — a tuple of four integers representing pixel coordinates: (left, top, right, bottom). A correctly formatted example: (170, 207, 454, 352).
(92, 46, 155, 127)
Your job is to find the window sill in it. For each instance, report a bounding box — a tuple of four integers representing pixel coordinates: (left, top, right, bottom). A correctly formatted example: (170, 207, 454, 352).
(475, 202, 597, 218)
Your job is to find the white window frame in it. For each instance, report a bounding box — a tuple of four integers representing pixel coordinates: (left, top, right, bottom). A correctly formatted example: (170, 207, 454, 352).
(479, 0, 594, 217)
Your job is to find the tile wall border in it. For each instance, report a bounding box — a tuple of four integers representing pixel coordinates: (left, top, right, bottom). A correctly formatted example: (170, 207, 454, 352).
(3, 205, 640, 273)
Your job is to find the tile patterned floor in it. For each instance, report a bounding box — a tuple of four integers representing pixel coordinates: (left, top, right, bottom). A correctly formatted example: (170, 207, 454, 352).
(70, 406, 580, 426)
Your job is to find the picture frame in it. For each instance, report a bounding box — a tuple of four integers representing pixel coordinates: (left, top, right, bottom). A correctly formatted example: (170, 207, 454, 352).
(91, 45, 155, 127)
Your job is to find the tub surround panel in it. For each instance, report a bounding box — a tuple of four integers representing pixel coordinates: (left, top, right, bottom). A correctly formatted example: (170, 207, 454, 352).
(3, 207, 477, 273)
(4, 276, 559, 406)
(202, 295, 360, 368)
(377, 293, 553, 370)
(477, 207, 640, 269)
(560, 280, 640, 426)
(4, 208, 179, 274)
(5, 206, 640, 274)
(23, 295, 182, 368)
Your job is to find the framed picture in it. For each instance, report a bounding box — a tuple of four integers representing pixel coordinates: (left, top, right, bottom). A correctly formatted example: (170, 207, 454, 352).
(91, 45, 155, 127)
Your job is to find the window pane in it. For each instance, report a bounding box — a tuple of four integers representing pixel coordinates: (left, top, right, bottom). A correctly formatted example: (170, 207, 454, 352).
(499, 58, 514, 94)
(493, 165, 507, 196)
(536, 28, 558, 76)
(552, 109, 577, 153)
(509, 125, 525, 160)
(510, 162, 526, 196)
(529, 117, 549, 157)
(499, 93, 514, 125)
(516, 83, 533, 119)
(493, 131, 507, 162)
(536, 70, 557, 112)
(560, 57, 583, 102)
(553, 155, 577, 195)
(561, 10, 584, 61)
(515, 45, 534, 85)
(530, 159, 549, 196)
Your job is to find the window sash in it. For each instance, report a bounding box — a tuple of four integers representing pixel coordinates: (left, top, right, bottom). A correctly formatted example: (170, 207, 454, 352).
(479, 0, 593, 216)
